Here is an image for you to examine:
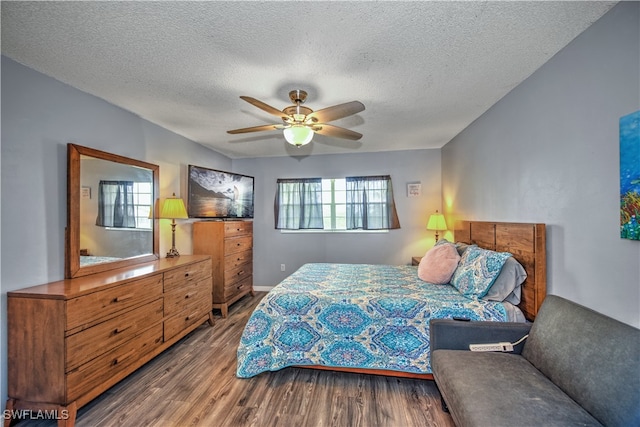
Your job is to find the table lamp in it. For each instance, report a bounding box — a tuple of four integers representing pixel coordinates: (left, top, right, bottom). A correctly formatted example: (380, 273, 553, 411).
(160, 193, 189, 257)
(427, 210, 447, 243)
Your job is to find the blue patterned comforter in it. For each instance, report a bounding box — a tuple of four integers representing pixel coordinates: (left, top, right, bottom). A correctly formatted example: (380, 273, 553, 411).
(237, 263, 513, 378)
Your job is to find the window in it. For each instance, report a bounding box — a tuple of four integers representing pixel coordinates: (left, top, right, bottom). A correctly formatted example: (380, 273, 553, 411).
(276, 176, 400, 231)
(321, 178, 347, 230)
(345, 175, 400, 230)
(275, 178, 324, 230)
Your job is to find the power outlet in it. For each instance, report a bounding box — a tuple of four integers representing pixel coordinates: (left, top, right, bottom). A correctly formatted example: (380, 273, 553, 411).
(280, 264, 286, 272)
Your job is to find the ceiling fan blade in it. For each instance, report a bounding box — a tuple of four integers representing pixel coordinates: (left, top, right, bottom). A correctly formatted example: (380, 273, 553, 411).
(239, 96, 289, 120)
(307, 101, 365, 123)
(313, 124, 363, 140)
(227, 124, 283, 134)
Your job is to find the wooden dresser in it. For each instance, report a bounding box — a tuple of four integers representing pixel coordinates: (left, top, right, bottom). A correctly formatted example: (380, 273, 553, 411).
(5, 255, 212, 427)
(193, 220, 254, 318)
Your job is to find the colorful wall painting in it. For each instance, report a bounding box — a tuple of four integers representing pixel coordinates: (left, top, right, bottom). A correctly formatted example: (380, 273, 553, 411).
(620, 110, 640, 240)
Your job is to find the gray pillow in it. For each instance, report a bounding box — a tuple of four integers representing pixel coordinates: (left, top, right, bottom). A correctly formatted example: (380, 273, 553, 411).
(454, 242, 475, 256)
(482, 257, 526, 304)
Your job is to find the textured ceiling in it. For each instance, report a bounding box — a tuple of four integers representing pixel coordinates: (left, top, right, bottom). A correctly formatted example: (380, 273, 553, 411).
(1, 1, 616, 159)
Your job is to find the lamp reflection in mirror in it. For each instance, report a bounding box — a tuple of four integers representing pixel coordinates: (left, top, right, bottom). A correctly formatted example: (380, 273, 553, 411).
(283, 125, 314, 147)
(160, 193, 189, 257)
(427, 210, 447, 243)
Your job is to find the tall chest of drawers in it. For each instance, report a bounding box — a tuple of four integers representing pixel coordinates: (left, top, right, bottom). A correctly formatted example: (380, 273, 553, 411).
(5, 255, 212, 427)
(193, 220, 254, 317)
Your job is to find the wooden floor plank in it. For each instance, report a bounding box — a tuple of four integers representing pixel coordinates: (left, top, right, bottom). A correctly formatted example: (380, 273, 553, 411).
(14, 292, 454, 427)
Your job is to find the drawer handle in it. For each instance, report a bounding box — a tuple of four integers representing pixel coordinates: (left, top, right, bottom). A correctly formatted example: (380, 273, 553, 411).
(113, 349, 136, 366)
(237, 271, 244, 276)
(184, 291, 197, 299)
(184, 272, 190, 277)
(113, 294, 134, 303)
(113, 325, 133, 335)
(185, 311, 198, 321)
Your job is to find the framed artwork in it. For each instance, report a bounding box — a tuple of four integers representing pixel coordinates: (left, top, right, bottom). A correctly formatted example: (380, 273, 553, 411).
(620, 110, 639, 240)
(81, 186, 91, 199)
(407, 183, 421, 197)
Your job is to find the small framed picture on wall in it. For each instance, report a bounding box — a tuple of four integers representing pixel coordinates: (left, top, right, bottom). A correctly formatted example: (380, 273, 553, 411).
(81, 186, 91, 199)
(407, 183, 421, 197)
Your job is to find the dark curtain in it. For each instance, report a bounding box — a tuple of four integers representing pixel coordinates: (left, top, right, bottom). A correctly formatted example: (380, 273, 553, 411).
(96, 180, 136, 228)
(274, 178, 324, 229)
(345, 175, 400, 230)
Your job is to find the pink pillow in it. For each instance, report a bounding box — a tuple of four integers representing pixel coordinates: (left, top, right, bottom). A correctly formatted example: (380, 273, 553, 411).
(418, 243, 461, 284)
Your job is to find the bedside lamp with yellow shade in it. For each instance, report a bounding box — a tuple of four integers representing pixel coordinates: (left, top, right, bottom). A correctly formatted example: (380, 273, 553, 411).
(160, 193, 189, 257)
(427, 210, 447, 243)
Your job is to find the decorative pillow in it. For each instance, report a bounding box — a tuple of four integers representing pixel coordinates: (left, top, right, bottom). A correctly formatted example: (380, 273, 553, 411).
(450, 246, 512, 298)
(482, 257, 527, 304)
(417, 243, 461, 285)
(434, 238, 451, 247)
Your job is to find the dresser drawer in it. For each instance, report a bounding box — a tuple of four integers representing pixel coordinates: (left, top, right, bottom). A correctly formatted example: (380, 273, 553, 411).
(163, 259, 211, 292)
(224, 250, 252, 270)
(66, 323, 163, 402)
(66, 298, 164, 371)
(164, 297, 210, 341)
(224, 221, 252, 237)
(224, 235, 252, 255)
(164, 278, 211, 318)
(223, 275, 253, 300)
(66, 274, 163, 331)
(224, 262, 252, 287)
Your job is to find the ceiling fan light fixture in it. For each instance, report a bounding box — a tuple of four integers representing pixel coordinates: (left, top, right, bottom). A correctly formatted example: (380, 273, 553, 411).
(283, 125, 314, 147)
(228, 90, 365, 145)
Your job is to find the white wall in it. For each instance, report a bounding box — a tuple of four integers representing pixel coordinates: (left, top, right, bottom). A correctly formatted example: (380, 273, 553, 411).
(0, 57, 232, 404)
(233, 149, 442, 287)
(442, 2, 640, 327)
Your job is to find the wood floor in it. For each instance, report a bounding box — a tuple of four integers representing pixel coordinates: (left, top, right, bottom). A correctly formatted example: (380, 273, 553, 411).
(16, 292, 454, 427)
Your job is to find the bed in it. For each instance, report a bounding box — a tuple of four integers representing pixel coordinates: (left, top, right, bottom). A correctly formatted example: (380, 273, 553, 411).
(237, 221, 546, 379)
(79, 255, 122, 267)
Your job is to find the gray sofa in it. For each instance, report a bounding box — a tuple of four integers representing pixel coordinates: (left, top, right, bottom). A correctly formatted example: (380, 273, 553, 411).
(430, 295, 640, 427)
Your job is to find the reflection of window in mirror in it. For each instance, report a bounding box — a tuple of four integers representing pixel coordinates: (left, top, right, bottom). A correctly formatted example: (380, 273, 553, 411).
(95, 180, 153, 230)
(79, 156, 154, 261)
(133, 182, 153, 229)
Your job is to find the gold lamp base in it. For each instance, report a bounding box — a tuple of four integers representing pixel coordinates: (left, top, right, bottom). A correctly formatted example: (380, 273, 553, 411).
(166, 220, 180, 258)
(166, 247, 180, 258)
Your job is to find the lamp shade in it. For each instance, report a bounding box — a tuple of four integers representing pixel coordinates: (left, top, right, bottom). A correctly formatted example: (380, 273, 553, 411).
(427, 211, 447, 231)
(283, 125, 314, 146)
(160, 194, 188, 219)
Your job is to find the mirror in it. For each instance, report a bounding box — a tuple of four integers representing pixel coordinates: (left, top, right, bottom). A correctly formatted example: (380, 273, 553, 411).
(66, 143, 159, 278)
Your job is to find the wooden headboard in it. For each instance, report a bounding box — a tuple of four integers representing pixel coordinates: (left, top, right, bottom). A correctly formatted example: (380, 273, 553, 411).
(454, 221, 547, 322)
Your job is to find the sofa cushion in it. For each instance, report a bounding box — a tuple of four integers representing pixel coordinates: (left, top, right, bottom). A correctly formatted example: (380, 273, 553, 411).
(432, 350, 602, 427)
(522, 295, 640, 427)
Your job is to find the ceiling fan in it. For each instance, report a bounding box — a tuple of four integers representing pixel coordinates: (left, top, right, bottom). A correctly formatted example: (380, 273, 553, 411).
(227, 90, 365, 147)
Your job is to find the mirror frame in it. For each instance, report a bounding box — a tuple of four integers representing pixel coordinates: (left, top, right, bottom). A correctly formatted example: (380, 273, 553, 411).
(66, 143, 160, 279)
